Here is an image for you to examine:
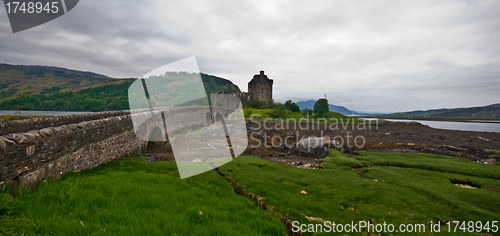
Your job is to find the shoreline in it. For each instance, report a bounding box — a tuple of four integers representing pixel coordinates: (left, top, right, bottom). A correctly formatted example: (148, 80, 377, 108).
(358, 115, 500, 123)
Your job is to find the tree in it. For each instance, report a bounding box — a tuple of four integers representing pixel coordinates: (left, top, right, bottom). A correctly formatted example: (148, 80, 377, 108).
(284, 100, 300, 113)
(266, 100, 274, 109)
(313, 98, 329, 117)
(302, 108, 314, 116)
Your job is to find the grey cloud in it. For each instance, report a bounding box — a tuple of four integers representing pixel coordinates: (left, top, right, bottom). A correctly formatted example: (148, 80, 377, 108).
(0, 0, 499, 112)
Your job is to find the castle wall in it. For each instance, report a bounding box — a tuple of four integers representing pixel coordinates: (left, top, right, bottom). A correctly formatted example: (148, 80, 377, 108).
(232, 92, 251, 106)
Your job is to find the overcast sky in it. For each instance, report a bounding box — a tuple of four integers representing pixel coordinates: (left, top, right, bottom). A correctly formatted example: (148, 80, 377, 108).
(1, 0, 499, 113)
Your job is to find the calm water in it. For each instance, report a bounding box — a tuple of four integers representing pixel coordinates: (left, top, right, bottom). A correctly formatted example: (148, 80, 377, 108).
(366, 118, 500, 133)
(0, 110, 94, 117)
(2, 110, 499, 133)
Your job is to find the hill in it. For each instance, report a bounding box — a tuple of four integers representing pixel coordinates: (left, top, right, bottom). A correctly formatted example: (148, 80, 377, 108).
(0, 64, 241, 111)
(200, 73, 240, 94)
(388, 103, 500, 119)
(0, 63, 119, 101)
(296, 100, 359, 115)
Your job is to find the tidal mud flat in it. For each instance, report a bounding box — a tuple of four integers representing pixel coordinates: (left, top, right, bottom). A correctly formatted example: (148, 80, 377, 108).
(143, 120, 500, 167)
(243, 121, 500, 167)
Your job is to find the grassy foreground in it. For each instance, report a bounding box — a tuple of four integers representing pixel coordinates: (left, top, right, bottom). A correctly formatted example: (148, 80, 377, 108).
(2, 151, 499, 235)
(219, 151, 500, 235)
(0, 157, 286, 236)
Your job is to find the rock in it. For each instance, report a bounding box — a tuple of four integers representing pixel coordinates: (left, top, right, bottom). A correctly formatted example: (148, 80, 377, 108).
(4, 133, 28, 144)
(39, 128, 54, 137)
(295, 137, 338, 158)
(22, 132, 36, 143)
(301, 190, 307, 195)
(477, 137, 490, 141)
(439, 145, 467, 152)
(0, 136, 15, 145)
(304, 215, 324, 223)
(52, 127, 67, 135)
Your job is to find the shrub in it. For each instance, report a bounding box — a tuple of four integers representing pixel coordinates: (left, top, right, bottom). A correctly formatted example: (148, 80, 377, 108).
(247, 98, 263, 109)
(269, 104, 291, 118)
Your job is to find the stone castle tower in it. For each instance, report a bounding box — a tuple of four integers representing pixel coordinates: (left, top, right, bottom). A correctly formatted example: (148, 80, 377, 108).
(248, 71, 273, 102)
(217, 70, 274, 106)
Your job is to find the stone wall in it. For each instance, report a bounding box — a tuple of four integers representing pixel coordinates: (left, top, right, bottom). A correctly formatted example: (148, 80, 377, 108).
(0, 110, 130, 136)
(0, 106, 236, 192)
(0, 114, 145, 192)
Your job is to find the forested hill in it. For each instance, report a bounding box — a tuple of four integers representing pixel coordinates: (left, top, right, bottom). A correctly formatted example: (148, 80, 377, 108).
(200, 73, 240, 94)
(0, 63, 115, 101)
(388, 103, 500, 119)
(0, 64, 241, 112)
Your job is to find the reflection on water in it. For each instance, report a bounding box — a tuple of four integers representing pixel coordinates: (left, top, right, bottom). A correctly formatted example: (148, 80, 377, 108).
(384, 119, 500, 133)
(0, 110, 94, 117)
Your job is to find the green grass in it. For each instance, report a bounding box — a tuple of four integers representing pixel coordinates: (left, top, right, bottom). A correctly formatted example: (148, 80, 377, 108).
(334, 150, 500, 179)
(220, 152, 500, 235)
(1, 157, 286, 236)
(244, 108, 366, 124)
(4, 151, 499, 235)
(484, 149, 500, 154)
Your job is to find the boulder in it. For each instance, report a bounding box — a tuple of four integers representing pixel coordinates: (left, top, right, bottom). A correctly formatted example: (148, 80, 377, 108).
(294, 137, 339, 158)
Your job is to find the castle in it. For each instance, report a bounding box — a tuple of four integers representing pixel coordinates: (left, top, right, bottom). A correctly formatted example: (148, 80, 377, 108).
(218, 70, 273, 106)
(248, 70, 273, 102)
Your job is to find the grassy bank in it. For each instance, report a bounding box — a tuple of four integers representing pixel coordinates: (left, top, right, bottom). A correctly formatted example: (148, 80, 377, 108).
(243, 108, 365, 124)
(219, 151, 500, 235)
(0, 157, 286, 236)
(0, 115, 41, 121)
(3, 151, 499, 235)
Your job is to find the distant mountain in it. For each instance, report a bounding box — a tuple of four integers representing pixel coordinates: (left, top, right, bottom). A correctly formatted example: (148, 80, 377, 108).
(351, 110, 384, 116)
(296, 100, 359, 115)
(388, 103, 500, 119)
(0, 64, 241, 111)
